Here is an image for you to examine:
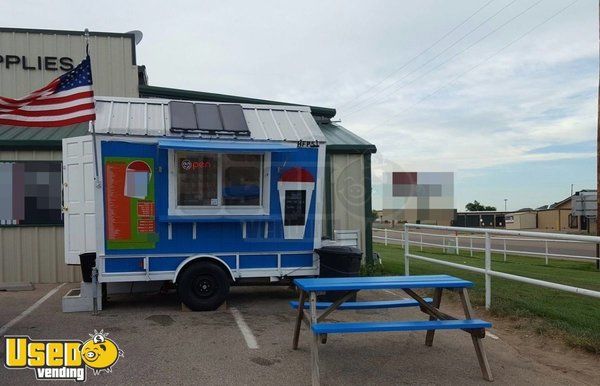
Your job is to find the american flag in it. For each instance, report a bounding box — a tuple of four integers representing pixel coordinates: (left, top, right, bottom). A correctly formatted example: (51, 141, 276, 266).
(0, 56, 95, 127)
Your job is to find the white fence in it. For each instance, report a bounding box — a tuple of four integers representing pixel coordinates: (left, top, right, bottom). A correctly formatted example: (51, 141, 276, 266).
(373, 224, 600, 309)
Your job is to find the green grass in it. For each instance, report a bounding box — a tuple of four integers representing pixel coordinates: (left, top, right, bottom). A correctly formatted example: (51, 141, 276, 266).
(371, 242, 600, 354)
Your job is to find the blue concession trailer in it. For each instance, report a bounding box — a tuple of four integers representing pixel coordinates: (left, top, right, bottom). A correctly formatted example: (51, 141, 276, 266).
(62, 97, 326, 310)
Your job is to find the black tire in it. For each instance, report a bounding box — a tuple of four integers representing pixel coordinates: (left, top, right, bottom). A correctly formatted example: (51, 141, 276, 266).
(177, 261, 230, 311)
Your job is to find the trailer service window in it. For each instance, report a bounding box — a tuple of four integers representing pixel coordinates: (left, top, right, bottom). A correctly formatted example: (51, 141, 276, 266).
(175, 152, 263, 208)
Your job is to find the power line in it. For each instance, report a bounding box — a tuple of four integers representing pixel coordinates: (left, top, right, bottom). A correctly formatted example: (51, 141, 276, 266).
(338, 0, 496, 111)
(342, 0, 519, 116)
(345, 0, 546, 118)
(375, 0, 580, 128)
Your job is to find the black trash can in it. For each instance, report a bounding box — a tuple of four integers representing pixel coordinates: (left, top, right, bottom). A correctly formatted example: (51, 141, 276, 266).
(79, 252, 96, 283)
(315, 245, 362, 302)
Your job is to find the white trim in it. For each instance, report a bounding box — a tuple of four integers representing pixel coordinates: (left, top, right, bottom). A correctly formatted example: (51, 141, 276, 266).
(173, 255, 237, 282)
(313, 144, 326, 272)
(277, 181, 315, 240)
(96, 249, 318, 283)
(100, 250, 312, 258)
(168, 150, 271, 216)
(98, 267, 318, 283)
(94, 134, 106, 256)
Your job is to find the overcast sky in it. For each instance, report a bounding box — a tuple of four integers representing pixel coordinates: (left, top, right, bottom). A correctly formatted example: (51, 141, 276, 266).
(6, 0, 598, 211)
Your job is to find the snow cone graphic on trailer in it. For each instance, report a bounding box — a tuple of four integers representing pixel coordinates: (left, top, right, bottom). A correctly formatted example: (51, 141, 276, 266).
(62, 97, 325, 311)
(278, 167, 315, 240)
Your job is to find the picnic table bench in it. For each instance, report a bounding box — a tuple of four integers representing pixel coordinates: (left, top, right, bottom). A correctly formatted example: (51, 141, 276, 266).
(291, 274, 493, 385)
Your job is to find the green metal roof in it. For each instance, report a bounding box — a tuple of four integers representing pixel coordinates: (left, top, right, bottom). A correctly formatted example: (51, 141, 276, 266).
(319, 122, 377, 154)
(139, 84, 337, 119)
(0, 123, 89, 149)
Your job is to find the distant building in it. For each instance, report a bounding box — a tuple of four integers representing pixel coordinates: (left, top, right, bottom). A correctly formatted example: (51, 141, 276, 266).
(381, 172, 455, 226)
(505, 211, 537, 230)
(501, 190, 596, 233)
(536, 190, 595, 233)
(455, 211, 508, 228)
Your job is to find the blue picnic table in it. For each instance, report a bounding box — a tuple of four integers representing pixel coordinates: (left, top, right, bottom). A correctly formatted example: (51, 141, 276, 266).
(291, 275, 493, 385)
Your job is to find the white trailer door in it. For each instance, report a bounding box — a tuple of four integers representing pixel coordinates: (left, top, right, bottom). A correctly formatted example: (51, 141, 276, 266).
(62, 135, 96, 264)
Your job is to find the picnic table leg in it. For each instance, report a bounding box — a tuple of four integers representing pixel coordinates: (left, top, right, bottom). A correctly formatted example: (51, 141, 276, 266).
(459, 288, 493, 382)
(293, 290, 306, 350)
(309, 291, 320, 386)
(425, 288, 443, 347)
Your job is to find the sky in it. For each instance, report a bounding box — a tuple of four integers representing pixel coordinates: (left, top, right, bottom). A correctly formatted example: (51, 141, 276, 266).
(4, 0, 598, 211)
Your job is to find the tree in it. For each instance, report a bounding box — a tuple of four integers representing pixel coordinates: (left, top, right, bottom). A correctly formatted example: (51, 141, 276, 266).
(465, 200, 496, 211)
(370, 210, 380, 223)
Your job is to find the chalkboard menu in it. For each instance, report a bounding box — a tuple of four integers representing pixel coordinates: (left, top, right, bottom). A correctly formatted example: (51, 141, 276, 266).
(284, 190, 306, 226)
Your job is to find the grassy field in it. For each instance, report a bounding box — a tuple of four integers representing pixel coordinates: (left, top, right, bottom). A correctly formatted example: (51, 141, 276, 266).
(371, 242, 600, 354)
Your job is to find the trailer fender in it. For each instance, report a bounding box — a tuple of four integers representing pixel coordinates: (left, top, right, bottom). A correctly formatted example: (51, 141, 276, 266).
(173, 255, 236, 283)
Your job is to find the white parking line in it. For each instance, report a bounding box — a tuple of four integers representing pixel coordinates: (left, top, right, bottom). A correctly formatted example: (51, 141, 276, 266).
(0, 283, 66, 336)
(487, 332, 500, 340)
(229, 307, 259, 349)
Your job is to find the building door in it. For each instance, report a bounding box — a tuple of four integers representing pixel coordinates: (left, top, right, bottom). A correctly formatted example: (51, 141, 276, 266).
(581, 216, 588, 231)
(62, 135, 96, 265)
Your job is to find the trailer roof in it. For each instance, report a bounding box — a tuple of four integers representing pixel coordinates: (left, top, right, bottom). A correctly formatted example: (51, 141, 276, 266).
(92, 96, 326, 142)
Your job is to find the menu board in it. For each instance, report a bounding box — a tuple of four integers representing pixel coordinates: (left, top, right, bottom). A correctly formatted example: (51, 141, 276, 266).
(104, 157, 157, 250)
(284, 190, 306, 226)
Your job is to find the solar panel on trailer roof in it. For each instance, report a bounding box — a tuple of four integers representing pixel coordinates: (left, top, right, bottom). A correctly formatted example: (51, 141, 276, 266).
(219, 104, 249, 133)
(195, 103, 223, 131)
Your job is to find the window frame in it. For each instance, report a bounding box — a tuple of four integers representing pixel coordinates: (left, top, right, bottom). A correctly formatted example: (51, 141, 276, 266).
(168, 150, 271, 216)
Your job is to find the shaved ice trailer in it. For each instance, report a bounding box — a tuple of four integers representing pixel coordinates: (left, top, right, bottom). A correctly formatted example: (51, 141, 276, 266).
(62, 97, 326, 311)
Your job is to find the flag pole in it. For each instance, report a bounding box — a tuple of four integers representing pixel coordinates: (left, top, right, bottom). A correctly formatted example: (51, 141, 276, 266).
(84, 28, 101, 189)
(84, 28, 100, 315)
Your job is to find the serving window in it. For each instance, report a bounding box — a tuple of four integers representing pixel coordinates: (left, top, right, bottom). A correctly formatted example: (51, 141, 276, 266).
(170, 151, 269, 215)
(177, 152, 218, 206)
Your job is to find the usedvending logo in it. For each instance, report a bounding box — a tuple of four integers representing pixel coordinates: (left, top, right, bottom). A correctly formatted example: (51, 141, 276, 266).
(4, 330, 123, 382)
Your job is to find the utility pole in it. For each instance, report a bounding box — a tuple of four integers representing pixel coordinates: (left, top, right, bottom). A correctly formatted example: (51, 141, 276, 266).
(504, 198, 507, 212)
(597, 0, 600, 270)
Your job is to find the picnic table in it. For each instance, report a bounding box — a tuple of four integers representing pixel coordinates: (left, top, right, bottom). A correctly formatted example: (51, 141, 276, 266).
(291, 274, 493, 385)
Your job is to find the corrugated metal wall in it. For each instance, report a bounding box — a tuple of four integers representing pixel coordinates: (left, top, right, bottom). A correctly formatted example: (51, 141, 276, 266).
(330, 154, 366, 254)
(0, 150, 80, 283)
(0, 30, 138, 98)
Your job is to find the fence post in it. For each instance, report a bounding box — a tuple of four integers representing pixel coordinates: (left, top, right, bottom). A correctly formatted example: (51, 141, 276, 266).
(503, 239, 507, 262)
(545, 240, 549, 265)
(404, 225, 410, 275)
(485, 232, 491, 310)
(420, 233, 423, 252)
(455, 233, 459, 255)
(470, 236, 473, 257)
(384, 228, 388, 246)
(442, 235, 446, 254)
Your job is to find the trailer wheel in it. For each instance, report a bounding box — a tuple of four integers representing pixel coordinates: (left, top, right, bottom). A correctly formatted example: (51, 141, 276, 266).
(177, 261, 230, 311)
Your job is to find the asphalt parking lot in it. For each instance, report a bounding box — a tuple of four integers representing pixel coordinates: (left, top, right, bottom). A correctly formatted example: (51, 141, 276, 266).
(0, 283, 590, 385)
